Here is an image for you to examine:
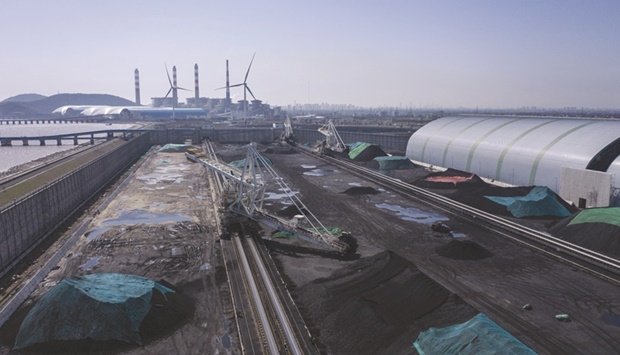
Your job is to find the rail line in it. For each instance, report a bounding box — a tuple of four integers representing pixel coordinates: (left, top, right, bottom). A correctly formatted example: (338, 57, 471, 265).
(305, 148, 620, 284)
(204, 141, 306, 354)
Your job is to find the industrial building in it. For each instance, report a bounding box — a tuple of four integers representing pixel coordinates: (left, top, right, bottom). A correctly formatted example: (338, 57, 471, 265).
(406, 116, 620, 207)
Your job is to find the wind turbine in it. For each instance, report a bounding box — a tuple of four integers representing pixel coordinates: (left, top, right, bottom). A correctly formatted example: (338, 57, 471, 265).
(217, 53, 257, 122)
(161, 64, 190, 119)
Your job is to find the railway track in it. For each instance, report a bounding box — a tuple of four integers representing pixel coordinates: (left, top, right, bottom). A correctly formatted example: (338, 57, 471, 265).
(204, 141, 312, 354)
(303, 148, 620, 285)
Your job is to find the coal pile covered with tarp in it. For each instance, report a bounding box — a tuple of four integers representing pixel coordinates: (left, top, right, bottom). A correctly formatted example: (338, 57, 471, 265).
(297, 251, 479, 354)
(414, 313, 536, 354)
(368, 156, 415, 170)
(411, 168, 488, 189)
(8, 273, 193, 352)
(347, 142, 387, 161)
(549, 207, 620, 259)
(449, 185, 576, 219)
(436, 240, 493, 260)
(484, 186, 572, 218)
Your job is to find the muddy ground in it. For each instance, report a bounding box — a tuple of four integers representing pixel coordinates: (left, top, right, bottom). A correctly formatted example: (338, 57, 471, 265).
(0, 149, 236, 354)
(256, 143, 620, 354)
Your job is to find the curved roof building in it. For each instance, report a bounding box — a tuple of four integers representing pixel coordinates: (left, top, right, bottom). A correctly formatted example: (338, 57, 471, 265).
(406, 116, 620, 205)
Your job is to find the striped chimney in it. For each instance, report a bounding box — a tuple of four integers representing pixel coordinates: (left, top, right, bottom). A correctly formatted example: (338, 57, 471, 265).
(225, 60, 231, 108)
(194, 63, 199, 106)
(134, 68, 141, 105)
(172, 65, 178, 108)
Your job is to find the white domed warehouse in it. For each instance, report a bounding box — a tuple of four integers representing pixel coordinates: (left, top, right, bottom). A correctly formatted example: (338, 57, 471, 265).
(406, 116, 620, 207)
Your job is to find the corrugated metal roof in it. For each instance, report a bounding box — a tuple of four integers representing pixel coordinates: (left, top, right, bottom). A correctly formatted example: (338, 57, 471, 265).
(406, 116, 620, 191)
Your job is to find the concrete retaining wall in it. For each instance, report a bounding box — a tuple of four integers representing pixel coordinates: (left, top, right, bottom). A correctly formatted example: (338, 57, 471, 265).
(148, 127, 408, 152)
(294, 129, 409, 152)
(0, 134, 151, 272)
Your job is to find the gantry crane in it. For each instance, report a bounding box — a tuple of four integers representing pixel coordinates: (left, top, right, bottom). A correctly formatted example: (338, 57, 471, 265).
(187, 143, 352, 253)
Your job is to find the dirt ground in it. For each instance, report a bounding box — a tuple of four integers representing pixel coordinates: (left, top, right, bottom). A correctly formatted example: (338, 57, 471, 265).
(0, 149, 236, 354)
(256, 143, 620, 354)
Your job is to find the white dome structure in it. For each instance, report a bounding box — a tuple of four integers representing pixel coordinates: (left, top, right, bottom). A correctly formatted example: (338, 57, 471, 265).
(406, 116, 620, 207)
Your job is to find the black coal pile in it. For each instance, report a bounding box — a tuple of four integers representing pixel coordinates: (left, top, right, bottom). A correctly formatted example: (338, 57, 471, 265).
(351, 145, 387, 162)
(436, 240, 493, 260)
(262, 147, 298, 154)
(297, 251, 477, 354)
(549, 218, 620, 260)
(341, 186, 380, 195)
(276, 205, 308, 218)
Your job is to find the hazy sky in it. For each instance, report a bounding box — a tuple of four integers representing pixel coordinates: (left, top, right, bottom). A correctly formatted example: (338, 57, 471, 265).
(1, 0, 618, 109)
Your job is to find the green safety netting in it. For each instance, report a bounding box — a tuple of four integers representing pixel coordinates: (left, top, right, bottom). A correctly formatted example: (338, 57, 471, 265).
(228, 156, 272, 168)
(484, 186, 571, 218)
(373, 156, 415, 170)
(14, 273, 174, 349)
(347, 142, 387, 161)
(568, 207, 620, 227)
(413, 313, 536, 355)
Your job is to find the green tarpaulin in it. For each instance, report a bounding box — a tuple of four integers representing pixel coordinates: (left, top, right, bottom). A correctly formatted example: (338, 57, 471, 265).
(568, 207, 620, 227)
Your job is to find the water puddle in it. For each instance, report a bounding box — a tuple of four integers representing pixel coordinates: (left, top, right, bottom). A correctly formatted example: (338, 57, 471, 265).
(301, 164, 316, 169)
(451, 232, 468, 239)
(303, 169, 338, 177)
(265, 189, 299, 200)
(79, 256, 101, 270)
(200, 263, 212, 271)
(101, 210, 191, 226)
(221, 333, 231, 349)
(348, 182, 362, 187)
(84, 227, 109, 241)
(137, 172, 184, 185)
(602, 313, 620, 327)
(375, 203, 448, 224)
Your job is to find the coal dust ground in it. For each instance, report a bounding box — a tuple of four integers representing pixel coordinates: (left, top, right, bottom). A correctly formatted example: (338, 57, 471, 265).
(258, 143, 620, 354)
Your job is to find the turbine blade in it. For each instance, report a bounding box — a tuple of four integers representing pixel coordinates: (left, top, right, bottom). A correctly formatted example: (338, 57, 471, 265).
(244, 52, 256, 83)
(177, 86, 192, 91)
(163, 87, 172, 102)
(245, 84, 256, 100)
(165, 63, 173, 87)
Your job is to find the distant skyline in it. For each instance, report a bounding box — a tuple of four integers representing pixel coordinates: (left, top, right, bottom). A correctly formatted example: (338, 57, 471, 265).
(1, 0, 619, 109)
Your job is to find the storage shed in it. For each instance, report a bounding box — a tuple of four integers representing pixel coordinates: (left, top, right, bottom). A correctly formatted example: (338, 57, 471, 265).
(406, 116, 620, 207)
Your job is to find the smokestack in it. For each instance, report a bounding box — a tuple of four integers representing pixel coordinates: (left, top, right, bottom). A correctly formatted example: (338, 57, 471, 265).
(225, 60, 231, 109)
(134, 68, 141, 105)
(172, 65, 178, 108)
(194, 63, 199, 107)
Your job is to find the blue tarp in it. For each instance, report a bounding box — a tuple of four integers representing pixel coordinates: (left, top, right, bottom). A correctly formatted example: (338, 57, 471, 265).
(485, 186, 571, 218)
(414, 313, 536, 354)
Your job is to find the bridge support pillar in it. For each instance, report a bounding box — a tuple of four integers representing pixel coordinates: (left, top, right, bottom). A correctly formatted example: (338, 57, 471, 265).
(73, 136, 78, 145)
(56, 139, 62, 146)
(22, 139, 29, 146)
(39, 139, 46, 146)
